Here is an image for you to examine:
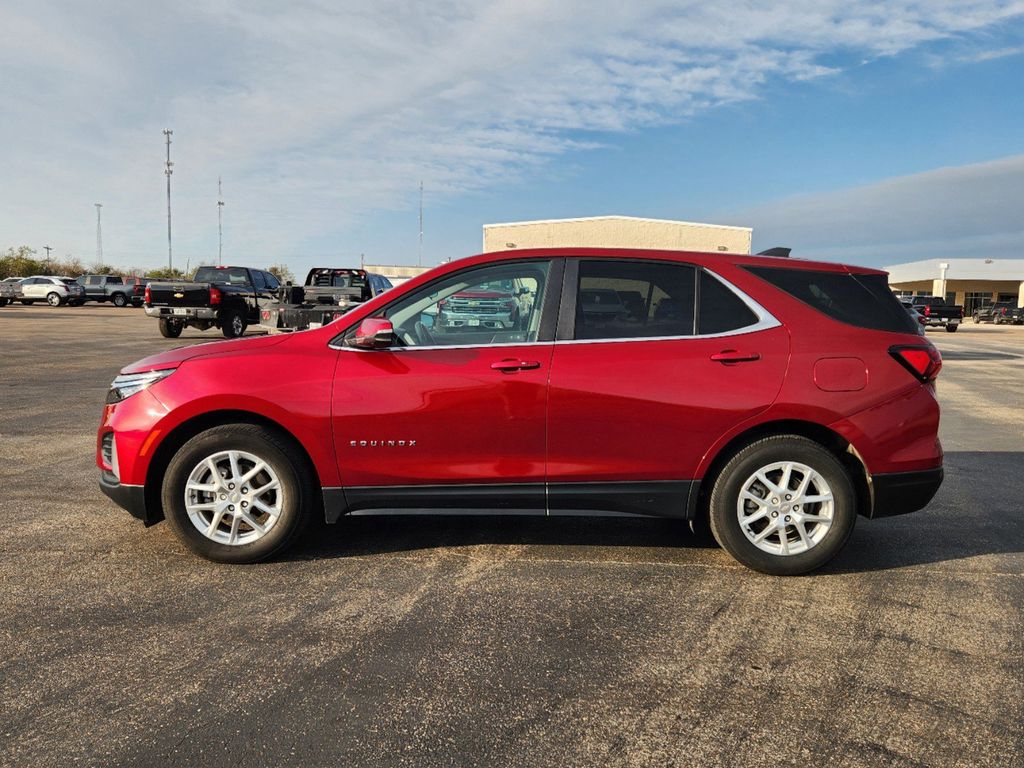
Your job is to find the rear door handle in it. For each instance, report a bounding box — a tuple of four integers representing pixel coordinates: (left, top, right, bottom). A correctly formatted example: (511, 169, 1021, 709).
(710, 350, 761, 363)
(491, 359, 541, 372)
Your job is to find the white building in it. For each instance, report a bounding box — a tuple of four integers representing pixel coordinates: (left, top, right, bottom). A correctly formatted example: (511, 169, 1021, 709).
(885, 258, 1024, 314)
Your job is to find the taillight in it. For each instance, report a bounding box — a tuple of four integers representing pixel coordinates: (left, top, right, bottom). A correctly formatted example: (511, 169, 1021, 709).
(889, 344, 942, 382)
(210, 286, 222, 306)
(144, 284, 151, 304)
(923, 304, 931, 316)
(1001, 308, 1007, 316)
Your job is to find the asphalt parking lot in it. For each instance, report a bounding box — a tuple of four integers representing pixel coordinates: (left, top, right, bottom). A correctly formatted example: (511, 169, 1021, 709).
(1, 305, 1021, 767)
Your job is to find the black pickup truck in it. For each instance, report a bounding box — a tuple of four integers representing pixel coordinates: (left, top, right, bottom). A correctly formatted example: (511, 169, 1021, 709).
(972, 301, 1024, 325)
(258, 267, 392, 332)
(907, 296, 963, 332)
(144, 266, 281, 338)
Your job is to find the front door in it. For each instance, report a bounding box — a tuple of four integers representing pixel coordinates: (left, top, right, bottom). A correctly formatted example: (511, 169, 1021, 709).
(331, 259, 560, 511)
(546, 258, 790, 515)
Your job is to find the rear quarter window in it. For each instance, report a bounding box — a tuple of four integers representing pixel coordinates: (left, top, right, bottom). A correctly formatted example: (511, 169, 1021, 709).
(745, 266, 920, 334)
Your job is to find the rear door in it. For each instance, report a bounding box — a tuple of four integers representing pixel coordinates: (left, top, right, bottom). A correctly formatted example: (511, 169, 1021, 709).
(546, 258, 790, 514)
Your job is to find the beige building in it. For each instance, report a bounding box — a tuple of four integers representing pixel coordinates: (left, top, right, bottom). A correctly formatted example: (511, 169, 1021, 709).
(363, 263, 434, 287)
(483, 215, 752, 255)
(886, 258, 1024, 315)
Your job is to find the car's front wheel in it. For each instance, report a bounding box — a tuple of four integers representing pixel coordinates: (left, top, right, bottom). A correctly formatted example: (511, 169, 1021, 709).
(112, 292, 128, 307)
(161, 424, 313, 563)
(708, 435, 857, 575)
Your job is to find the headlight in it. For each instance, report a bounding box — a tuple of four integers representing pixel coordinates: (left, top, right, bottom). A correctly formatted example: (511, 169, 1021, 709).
(106, 369, 176, 404)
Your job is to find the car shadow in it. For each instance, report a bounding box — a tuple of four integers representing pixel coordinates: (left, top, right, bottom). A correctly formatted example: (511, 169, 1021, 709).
(287, 451, 1023, 572)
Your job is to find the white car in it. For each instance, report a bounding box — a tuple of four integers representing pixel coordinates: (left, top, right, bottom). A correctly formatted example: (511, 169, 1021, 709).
(18, 275, 86, 306)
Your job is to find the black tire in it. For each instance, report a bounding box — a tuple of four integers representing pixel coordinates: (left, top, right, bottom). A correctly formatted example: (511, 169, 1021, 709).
(708, 435, 857, 575)
(20, 300, 32, 305)
(945, 324, 958, 332)
(222, 310, 247, 338)
(46, 292, 63, 307)
(112, 292, 128, 307)
(158, 317, 184, 338)
(0, 298, 7, 307)
(161, 424, 313, 563)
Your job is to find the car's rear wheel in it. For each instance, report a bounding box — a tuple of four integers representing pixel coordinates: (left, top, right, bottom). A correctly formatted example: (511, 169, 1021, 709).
(158, 317, 183, 338)
(708, 435, 856, 575)
(222, 310, 246, 338)
(945, 324, 958, 332)
(46, 292, 62, 306)
(112, 292, 128, 307)
(20, 300, 32, 305)
(161, 424, 312, 563)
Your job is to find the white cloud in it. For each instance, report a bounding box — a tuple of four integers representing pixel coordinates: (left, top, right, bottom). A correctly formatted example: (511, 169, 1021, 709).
(1, 0, 1023, 268)
(738, 154, 1024, 264)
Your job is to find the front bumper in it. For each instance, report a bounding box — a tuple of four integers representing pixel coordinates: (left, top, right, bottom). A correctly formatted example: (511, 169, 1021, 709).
(870, 467, 943, 518)
(99, 471, 159, 525)
(145, 306, 216, 320)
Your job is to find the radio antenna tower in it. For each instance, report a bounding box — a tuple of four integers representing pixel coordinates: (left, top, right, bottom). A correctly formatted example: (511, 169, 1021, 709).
(217, 177, 225, 266)
(94, 203, 103, 263)
(163, 129, 174, 270)
(418, 180, 423, 267)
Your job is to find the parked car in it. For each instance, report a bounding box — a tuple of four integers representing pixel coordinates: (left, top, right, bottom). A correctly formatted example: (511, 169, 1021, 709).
(435, 276, 533, 332)
(76, 274, 136, 307)
(259, 268, 392, 332)
(18, 275, 86, 306)
(0, 277, 23, 306)
(123, 276, 153, 307)
(907, 296, 962, 332)
(99, 248, 944, 575)
(143, 266, 281, 338)
(972, 301, 1023, 325)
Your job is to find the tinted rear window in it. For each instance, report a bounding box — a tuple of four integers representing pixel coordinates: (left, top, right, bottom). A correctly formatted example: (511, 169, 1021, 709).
(195, 267, 250, 284)
(745, 266, 920, 334)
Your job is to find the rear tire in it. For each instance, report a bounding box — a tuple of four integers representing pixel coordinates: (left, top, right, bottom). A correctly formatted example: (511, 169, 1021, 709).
(46, 292, 63, 306)
(161, 424, 312, 563)
(945, 324, 958, 332)
(20, 300, 32, 305)
(112, 293, 128, 307)
(708, 435, 857, 575)
(222, 310, 247, 338)
(158, 318, 183, 338)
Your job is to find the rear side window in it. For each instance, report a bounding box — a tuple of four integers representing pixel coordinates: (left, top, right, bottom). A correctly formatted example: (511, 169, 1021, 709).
(574, 260, 696, 340)
(698, 271, 758, 334)
(746, 266, 920, 334)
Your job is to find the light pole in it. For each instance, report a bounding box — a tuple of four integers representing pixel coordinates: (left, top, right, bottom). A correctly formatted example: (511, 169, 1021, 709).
(217, 177, 224, 266)
(163, 129, 174, 270)
(43, 245, 53, 272)
(95, 203, 103, 263)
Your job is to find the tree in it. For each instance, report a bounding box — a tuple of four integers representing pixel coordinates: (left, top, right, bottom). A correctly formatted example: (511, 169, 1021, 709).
(146, 266, 189, 280)
(0, 246, 42, 278)
(88, 262, 117, 275)
(266, 263, 295, 284)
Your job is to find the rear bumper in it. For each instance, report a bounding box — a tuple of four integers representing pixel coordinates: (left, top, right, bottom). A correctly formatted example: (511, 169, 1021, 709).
(870, 467, 943, 518)
(145, 306, 216, 320)
(99, 471, 158, 525)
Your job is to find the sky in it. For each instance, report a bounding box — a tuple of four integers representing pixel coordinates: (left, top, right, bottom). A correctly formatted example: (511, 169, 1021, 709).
(1, 1, 1023, 275)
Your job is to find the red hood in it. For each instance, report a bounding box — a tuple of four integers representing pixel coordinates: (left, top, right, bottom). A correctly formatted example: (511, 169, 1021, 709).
(121, 334, 290, 374)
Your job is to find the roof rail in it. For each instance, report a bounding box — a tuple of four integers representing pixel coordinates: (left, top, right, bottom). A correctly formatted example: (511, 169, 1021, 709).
(756, 247, 791, 258)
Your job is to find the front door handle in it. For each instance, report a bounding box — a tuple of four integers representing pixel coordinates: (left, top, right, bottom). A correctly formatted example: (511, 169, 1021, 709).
(710, 350, 761, 363)
(490, 359, 541, 372)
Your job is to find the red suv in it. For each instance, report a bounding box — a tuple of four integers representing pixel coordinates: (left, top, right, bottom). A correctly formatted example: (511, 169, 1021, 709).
(97, 249, 943, 574)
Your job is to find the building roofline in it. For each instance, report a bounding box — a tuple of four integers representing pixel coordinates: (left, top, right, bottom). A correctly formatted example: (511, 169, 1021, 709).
(482, 214, 752, 232)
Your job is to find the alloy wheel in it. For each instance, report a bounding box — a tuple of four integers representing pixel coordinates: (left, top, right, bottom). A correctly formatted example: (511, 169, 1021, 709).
(184, 450, 282, 545)
(736, 461, 834, 556)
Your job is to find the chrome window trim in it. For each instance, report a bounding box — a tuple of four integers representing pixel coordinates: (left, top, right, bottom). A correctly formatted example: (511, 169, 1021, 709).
(333, 340, 554, 353)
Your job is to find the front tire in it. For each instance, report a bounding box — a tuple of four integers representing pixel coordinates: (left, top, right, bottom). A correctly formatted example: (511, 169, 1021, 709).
(161, 424, 312, 563)
(158, 317, 183, 338)
(708, 436, 857, 575)
(47, 292, 63, 306)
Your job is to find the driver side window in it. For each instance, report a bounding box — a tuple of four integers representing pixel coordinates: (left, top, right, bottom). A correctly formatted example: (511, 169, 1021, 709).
(383, 261, 551, 347)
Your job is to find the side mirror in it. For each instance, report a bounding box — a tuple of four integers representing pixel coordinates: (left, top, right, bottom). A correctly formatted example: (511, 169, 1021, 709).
(347, 317, 395, 349)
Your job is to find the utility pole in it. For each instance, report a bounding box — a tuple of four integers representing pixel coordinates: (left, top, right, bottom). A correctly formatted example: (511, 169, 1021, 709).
(43, 245, 53, 271)
(95, 203, 103, 263)
(418, 180, 423, 267)
(217, 176, 224, 266)
(163, 129, 174, 270)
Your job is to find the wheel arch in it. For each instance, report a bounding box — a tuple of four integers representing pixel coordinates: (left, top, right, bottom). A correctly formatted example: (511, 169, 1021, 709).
(691, 419, 871, 522)
(143, 409, 324, 524)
